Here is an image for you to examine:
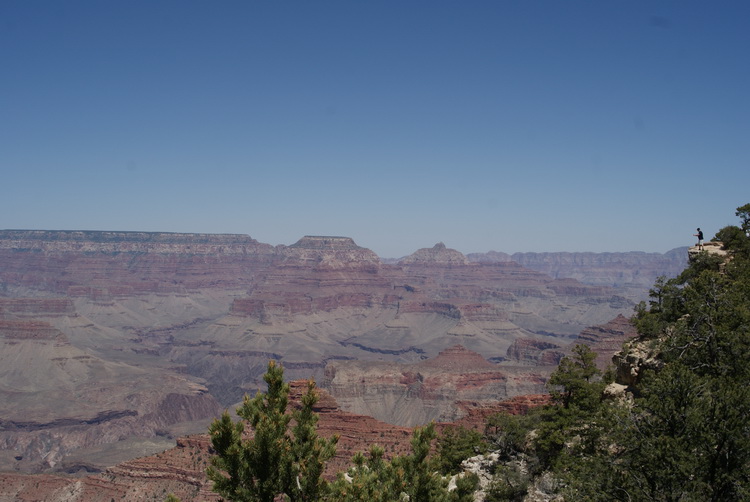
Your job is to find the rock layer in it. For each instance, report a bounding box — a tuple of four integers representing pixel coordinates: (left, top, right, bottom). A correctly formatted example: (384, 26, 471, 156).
(324, 345, 548, 426)
(468, 248, 688, 301)
(0, 231, 650, 474)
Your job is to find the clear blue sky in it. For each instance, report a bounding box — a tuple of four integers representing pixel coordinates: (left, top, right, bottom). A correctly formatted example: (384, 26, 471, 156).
(2, 1, 748, 258)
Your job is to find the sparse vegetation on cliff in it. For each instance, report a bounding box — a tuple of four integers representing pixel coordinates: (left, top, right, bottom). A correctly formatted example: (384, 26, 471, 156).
(479, 204, 750, 501)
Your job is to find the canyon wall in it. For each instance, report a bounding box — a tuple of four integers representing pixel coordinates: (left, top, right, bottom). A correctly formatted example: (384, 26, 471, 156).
(0, 231, 658, 474)
(467, 248, 688, 301)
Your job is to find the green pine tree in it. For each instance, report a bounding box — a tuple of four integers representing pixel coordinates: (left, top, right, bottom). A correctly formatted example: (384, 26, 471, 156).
(327, 423, 476, 502)
(207, 360, 338, 502)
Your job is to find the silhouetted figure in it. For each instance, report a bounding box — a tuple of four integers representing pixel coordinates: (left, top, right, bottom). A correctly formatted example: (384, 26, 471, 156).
(694, 228, 704, 250)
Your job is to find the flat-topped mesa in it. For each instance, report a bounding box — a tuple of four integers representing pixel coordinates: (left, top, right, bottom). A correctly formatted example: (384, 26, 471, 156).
(0, 230, 278, 295)
(281, 235, 380, 267)
(1, 229, 259, 243)
(399, 242, 469, 265)
(290, 235, 361, 250)
(0, 229, 274, 255)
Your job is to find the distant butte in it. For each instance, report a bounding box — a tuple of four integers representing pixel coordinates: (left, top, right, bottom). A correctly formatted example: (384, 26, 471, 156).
(399, 242, 469, 264)
(290, 235, 363, 249)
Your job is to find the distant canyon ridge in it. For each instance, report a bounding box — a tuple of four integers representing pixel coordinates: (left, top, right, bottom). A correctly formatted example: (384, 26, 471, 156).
(0, 230, 687, 474)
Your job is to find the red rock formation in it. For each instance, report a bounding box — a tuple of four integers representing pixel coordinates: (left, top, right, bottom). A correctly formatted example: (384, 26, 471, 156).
(574, 314, 639, 369)
(505, 338, 565, 366)
(0, 319, 68, 342)
(0, 382, 416, 501)
(0, 230, 276, 296)
(418, 344, 498, 371)
(399, 242, 469, 265)
(324, 346, 547, 426)
(0, 298, 76, 317)
(451, 394, 552, 432)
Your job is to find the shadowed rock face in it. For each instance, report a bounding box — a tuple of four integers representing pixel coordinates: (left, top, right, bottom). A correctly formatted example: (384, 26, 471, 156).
(0, 231, 650, 473)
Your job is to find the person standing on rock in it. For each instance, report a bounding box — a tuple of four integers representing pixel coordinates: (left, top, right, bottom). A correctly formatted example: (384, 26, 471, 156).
(694, 228, 704, 250)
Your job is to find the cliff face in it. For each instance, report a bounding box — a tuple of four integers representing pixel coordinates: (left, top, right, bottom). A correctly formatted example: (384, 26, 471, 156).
(574, 314, 639, 370)
(0, 230, 277, 296)
(173, 240, 633, 407)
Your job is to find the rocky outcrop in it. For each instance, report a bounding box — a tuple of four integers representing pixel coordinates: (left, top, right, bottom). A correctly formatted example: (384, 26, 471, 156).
(505, 339, 565, 366)
(574, 314, 638, 370)
(687, 240, 728, 261)
(226, 235, 390, 324)
(611, 334, 665, 388)
(281, 235, 381, 267)
(452, 394, 551, 431)
(323, 346, 547, 426)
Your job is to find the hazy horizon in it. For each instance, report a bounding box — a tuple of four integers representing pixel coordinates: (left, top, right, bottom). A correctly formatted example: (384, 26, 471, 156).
(3, 1, 748, 257)
(0, 226, 691, 259)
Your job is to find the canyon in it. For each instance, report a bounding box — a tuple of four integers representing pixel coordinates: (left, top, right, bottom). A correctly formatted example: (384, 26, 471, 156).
(0, 230, 684, 497)
(0, 380, 550, 502)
